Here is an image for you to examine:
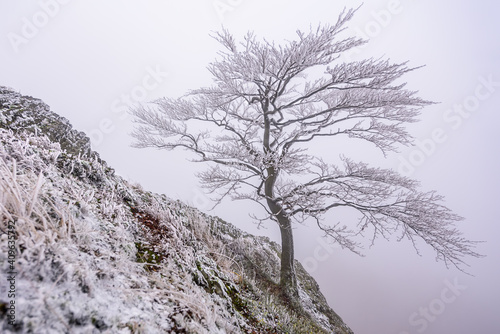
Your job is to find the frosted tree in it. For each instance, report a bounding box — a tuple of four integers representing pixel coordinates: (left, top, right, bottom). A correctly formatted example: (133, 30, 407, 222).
(131, 9, 480, 299)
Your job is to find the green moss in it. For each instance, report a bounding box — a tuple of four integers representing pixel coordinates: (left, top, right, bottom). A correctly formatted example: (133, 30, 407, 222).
(134, 242, 164, 272)
(226, 282, 251, 316)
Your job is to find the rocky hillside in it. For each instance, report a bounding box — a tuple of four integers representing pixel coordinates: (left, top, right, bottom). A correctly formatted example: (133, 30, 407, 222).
(0, 86, 354, 333)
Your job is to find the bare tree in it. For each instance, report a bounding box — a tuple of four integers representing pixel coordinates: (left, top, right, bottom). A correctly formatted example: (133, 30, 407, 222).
(131, 8, 480, 299)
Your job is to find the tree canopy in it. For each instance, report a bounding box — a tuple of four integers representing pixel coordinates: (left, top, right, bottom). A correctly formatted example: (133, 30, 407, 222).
(131, 8, 481, 298)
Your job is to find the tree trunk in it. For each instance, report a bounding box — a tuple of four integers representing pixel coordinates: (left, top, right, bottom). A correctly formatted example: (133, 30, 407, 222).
(264, 175, 299, 298)
(261, 111, 300, 299)
(278, 215, 299, 299)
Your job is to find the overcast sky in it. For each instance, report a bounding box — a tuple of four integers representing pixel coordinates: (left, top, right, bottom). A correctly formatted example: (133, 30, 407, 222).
(1, 1, 499, 333)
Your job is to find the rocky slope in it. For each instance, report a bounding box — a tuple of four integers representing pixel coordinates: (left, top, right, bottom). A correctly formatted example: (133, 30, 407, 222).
(0, 86, 354, 333)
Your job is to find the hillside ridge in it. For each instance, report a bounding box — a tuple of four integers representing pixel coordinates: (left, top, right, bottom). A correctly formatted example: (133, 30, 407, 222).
(0, 86, 353, 333)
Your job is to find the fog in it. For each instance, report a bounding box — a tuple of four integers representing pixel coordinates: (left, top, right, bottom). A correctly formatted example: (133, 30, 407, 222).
(1, 1, 499, 333)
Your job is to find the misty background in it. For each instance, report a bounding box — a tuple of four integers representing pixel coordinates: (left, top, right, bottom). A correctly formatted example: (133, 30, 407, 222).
(1, 1, 499, 333)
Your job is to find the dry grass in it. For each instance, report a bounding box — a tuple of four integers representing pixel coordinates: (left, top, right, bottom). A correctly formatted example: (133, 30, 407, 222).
(0, 131, 229, 332)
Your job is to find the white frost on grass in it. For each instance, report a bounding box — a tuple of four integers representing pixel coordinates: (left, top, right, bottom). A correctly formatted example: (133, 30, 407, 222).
(0, 129, 229, 333)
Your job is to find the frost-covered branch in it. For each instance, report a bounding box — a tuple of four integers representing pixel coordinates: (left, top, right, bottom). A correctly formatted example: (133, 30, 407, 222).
(274, 158, 480, 270)
(131, 7, 481, 287)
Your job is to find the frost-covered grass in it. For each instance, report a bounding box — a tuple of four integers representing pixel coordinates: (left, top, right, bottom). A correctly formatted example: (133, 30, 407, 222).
(0, 84, 353, 333)
(0, 130, 232, 333)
